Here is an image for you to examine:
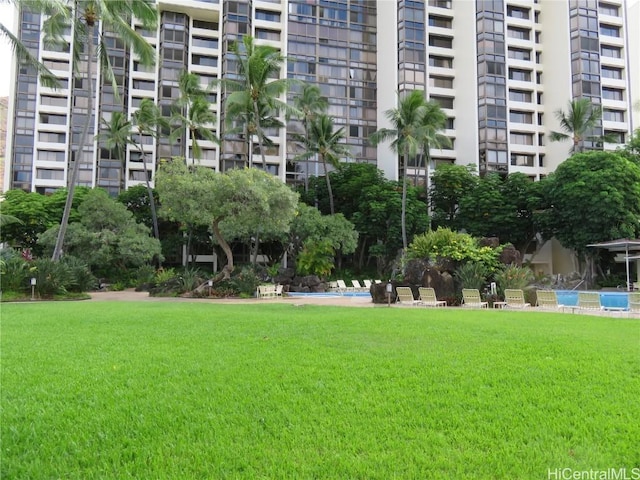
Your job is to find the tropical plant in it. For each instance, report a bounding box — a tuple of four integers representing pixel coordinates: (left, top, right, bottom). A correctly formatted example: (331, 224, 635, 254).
(417, 101, 451, 188)
(493, 264, 535, 296)
(224, 35, 297, 168)
(172, 71, 220, 165)
(296, 239, 335, 278)
(370, 90, 429, 250)
(550, 98, 616, 153)
(295, 114, 351, 215)
(48, 0, 158, 261)
(454, 262, 488, 291)
(97, 111, 131, 190)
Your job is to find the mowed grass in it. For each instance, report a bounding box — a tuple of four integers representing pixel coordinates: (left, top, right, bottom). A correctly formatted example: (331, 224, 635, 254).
(1, 302, 639, 479)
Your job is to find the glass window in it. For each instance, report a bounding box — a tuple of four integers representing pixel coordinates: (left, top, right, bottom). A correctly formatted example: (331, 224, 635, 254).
(599, 3, 619, 16)
(509, 89, 532, 102)
(600, 24, 620, 37)
(509, 111, 533, 123)
(508, 48, 531, 61)
(603, 109, 624, 122)
(507, 27, 530, 40)
(602, 88, 623, 100)
(601, 45, 621, 58)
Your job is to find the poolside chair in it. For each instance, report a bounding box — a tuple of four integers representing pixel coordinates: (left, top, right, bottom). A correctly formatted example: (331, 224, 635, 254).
(577, 292, 603, 311)
(395, 286, 419, 306)
(536, 290, 565, 310)
(504, 289, 531, 309)
(374, 280, 382, 284)
(363, 279, 373, 289)
(336, 280, 354, 293)
(461, 289, 488, 308)
(351, 280, 367, 292)
(328, 281, 339, 292)
(628, 292, 640, 316)
(275, 284, 283, 297)
(417, 287, 447, 307)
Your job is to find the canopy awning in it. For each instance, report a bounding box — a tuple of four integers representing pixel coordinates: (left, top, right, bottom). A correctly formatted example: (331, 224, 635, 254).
(587, 239, 640, 291)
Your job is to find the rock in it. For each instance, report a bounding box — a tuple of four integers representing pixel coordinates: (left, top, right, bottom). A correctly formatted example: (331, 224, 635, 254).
(499, 244, 521, 266)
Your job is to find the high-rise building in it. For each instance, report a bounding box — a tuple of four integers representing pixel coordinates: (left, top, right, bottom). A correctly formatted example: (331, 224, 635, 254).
(3, 0, 636, 196)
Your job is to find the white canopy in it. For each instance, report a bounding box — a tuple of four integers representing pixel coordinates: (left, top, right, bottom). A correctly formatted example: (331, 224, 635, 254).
(587, 239, 640, 291)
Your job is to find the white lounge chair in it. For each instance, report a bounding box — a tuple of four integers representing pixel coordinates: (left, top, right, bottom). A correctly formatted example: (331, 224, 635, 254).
(577, 292, 603, 311)
(363, 280, 373, 289)
(462, 289, 488, 308)
(629, 293, 640, 316)
(536, 290, 565, 311)
(417, 287, 447, 307)
(395, 286, 419, 306)
(351, 280, 367, 292)
(504, 289, 531, 308)
(336, 279, 354, 293)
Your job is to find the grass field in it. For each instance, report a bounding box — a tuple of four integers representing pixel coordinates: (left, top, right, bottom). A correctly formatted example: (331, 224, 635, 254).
(2, 302, 639, 479)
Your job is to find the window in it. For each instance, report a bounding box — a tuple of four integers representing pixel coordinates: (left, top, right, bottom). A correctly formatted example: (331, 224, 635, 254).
(428, 0, 451, 8)
(192, 20, 218, 30)
(604, 130, 625, 143)
(603, 109, 624, 122)
(431, 96, 454, 109)
(38, 150, 65, 162)
(602, 66, 623, 79)
(486, 150, 508, 164)
(192, 54, 218, 67)
(602, 88, 623, 101)
(36, 168, 64, 180)
(600, 24, 620, 37)
(601, 45, 622, 58)
(38, 131, 66, 143)
(507, 27, 530, 40)
(509, 111, 533, 123)
(510, 132, 534, 145)
(255, 29, 280, 41)
(508, 48, 531, 61)
(428, 35, 452, 48)
(133, 80, 155, 90)
(509, 89, 532, 102)
(510, 153, 535, 166)
(129, 170, 151, 181)
(255, 10, 281, 22)
(192, 37, 218, 49)
(429, 55, 453, 68)
(429, 76, 453, 88)
(39, 113, 67, 125)
(428, 15, 452, 28)
(40, 95, 67, 107)
(599, 3, 619, 16)
(507, 6, 530, 19)
(509, 68, 531, 81)
(163, 47, 184, 62)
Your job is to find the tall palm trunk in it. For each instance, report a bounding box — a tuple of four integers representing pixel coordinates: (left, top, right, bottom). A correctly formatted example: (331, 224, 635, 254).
(253, 100, 268, 169)
(401, 152, 408, 251)
(322, 154, 335, 215)
(52, 23, 94, 261)
(135, 141, 159, 240)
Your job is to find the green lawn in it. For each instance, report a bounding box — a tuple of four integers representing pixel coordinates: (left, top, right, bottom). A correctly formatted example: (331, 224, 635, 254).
(2, 302, 639, 479)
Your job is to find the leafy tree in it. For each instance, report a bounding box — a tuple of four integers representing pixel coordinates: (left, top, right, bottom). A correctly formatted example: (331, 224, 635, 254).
(550, 98, 616, 153)
(617, 128, 640, 167)
(296, 240, 335, 278)
(537, 151, 640, 259)
(97, 111, 130, 190)
(155, 162, 298, 280)
(429, 163, 477, 230)
(38, 189, 162, 278)
(417, 101, 451, 188)
(48, 0, 158, 261)
(370, 90, 429, 250)
(224, 36, 297, 168)
(295, 114, 351, 215)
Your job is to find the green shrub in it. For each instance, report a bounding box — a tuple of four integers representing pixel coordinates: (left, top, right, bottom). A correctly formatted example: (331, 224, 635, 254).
(297, 240, 334, 278)
(178, 267, 206, 293)
(31, 259, 74, 297)
(134, 264, 157, 290)
(455, 262, 488, 291)
(494, 264, 535, 297)
(155, 268, 177, 285)
(61, 256, 97, 292)
(0, 253, 29, 292)
(229, 266, 261, 297)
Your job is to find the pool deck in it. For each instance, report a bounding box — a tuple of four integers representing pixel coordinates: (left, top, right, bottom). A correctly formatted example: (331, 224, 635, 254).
(89, 290, 638, 318)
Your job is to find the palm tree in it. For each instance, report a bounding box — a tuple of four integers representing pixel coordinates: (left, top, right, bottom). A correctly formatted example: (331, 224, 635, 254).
(48, 0, 157, 261)
(224, 35, 298, 169)
(418, 101, 451, 190)
(550, 98, 616, 153)
(293, 84, 328, 190)
(172, 71, 220, 165)
(370, 90, 428, 250)
(97, 111, 130, 190)
(295, 114, 351, 215)
(131, 98, 168, 241)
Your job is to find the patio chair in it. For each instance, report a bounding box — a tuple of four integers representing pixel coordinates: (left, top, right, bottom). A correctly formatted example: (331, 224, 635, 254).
(417, 287, 447, 307)
(351, 280, 367, 292)
(504, 289, 531, 308)
(275, 284, 283, 297)
(363, 280, 373, 289)
(374, 280, 382, 284)
(461, 289, 488, 308)
(577, 292, 603, 311)
(328, 281, 339, 292)
(536, 290, 565, 310)
(628, 292, 640, 315)
(336, 280, 354, 293)
(395, 286, 419, 306)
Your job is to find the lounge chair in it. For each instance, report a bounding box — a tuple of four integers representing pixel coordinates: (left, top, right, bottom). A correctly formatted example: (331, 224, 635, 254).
(395, 286, 419, 306)
(328, 281, 339, 292)
(628, 292, 640, 316)
(275, 284, 283, 297)
(461, 289, 488, 308)
(363, 279, 373, 289)
(577, 292, 603, 311)
(374, 280, 382, 284)
(504, 289, 531, 308)
(351, 280, 367, 292)
(417, 287, 447, 307)
(536, 290, 565, 310)
(336, 280, 354, 293)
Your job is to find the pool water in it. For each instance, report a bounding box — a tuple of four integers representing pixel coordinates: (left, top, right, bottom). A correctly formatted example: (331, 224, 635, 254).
(555, 290, 630, 309)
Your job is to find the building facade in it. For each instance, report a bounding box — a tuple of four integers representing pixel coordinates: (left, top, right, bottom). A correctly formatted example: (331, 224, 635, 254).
(3, 0, 636, 197)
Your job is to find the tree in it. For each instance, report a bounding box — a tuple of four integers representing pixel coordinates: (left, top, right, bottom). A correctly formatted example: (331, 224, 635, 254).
(156, 162, 298, 281)
(429, 163, 478, 230)
(370, 90, 428, 250)
(417, 101, 451, 189)
(38, 189, 162, 278)
(97, 111, 131, 190)
(48, 0, 158, 261)
(295, 114, 351, 215)
(549, 98, 616, 152)
(537, 151, 640, 263)
(172, 71, 220, 165)
(224, 35, 297, 168)
(617, 128, 640, 167)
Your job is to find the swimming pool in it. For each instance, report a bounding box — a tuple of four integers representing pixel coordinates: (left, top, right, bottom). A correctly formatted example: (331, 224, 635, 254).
(555, 290, 630, 309)
(287, 291, 371, 298)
